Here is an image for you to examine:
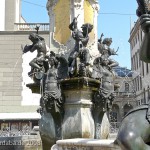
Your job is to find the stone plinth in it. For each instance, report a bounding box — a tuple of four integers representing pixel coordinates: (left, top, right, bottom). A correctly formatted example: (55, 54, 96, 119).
(51, 138, 121, 150)
(26, 83, 40, 94)
(60, 77, 100, 139)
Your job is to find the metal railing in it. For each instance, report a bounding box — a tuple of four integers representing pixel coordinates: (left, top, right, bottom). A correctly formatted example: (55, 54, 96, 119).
(14, 23, 49, 31)
(114, 92, 134, 97)
(109, 122, 120, 133)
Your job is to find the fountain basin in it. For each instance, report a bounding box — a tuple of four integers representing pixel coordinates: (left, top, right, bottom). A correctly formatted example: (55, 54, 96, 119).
(51, 138, 121, 150)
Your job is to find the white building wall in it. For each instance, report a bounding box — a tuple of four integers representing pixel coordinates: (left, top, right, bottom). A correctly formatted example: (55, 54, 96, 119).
(0, 0, 5, 31)
(130, 18, 150, 105)
(15, 0, 20, 23)
(22, 51, 41, 106)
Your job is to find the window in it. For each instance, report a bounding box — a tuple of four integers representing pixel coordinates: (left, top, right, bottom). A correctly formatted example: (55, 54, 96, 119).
(137, 76, 139, 91)
(142, 62, 144, 76)
(125, 83, 129, 92)
(136, 53, 138, 69)
(140, 76, 142, 90)
(143, 88, 146, 104)
(137, 100, 141, 106)
(148, 86, 150, 100)
(146, 63, 149, 74)
(131, 58, 133, 70)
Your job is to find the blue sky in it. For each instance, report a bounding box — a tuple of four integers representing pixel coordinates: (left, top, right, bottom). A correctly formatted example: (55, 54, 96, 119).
(22, 0, 138, 69)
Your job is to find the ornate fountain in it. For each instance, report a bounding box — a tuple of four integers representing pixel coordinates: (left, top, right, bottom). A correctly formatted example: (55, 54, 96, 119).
(23, 0, 122, 150)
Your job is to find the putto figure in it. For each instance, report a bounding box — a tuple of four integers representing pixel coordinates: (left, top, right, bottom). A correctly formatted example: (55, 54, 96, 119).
(22, 33, 48, 79)
(98, 35, 119, 71)
(68, 16, 93, 77)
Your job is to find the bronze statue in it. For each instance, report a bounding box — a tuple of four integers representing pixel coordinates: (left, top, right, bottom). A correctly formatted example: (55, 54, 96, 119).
(136, 0, 149, 17)
(39, 51, 68, 140)
(22, 33, 48, 81)
(92, 56, 117, 111)
(98, 35, 119, 70)
(93, 36, 119, 104)
(68, 16, 93, 77)
(41, 52, 62, 113)
(92, 55, 118, 139)
(40, 51, 69, 115)
(117, 1, 150, 149)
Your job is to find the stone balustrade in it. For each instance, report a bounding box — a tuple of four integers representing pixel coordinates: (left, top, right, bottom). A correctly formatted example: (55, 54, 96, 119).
(14, 23, 49, 31)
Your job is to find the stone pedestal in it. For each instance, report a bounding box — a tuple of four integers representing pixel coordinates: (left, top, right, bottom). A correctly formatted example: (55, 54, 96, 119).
(60, 77, 100, 139)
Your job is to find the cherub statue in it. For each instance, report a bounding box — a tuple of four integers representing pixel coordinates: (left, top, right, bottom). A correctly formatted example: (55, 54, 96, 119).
(68, 16, 93, 77)
(22, 33, 49, 80)
(98, 35, 119, 71)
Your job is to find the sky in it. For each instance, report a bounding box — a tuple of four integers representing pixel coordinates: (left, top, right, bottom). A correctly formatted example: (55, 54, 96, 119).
(22, 0, 138, 69)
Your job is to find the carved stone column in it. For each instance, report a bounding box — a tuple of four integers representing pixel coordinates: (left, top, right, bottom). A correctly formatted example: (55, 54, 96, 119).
(60, 77, 100, 139)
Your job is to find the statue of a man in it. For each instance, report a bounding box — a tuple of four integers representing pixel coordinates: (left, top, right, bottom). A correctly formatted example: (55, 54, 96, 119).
(23, 33, 48, 76)
(68, 17, 93, 76)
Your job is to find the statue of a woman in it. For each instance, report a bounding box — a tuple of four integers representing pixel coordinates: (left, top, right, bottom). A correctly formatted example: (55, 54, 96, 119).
(39, 51, 67, 139)
(92, 56, 116, 110)
(40, 51, 64, 114)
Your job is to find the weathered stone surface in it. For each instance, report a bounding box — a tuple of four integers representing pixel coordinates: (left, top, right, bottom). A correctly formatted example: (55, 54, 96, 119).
(61, 78, 99, 139)
(39, 111, 56, 149)
(100, 113, 110, 139)
(51, 138, 121, 150)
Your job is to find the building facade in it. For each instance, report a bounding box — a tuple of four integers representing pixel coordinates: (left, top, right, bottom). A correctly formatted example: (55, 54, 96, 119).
(0, 0, 49, 130)
(107, 66, 136, 123)
(129, 18, 150, 106)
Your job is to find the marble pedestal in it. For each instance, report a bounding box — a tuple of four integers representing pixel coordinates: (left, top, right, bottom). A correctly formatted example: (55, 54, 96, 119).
(60, 77, 100, 139)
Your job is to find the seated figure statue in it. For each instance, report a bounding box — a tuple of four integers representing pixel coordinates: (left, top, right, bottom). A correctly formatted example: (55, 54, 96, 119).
(68, 17, 93, 77)
(22, 33, 49, 79)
